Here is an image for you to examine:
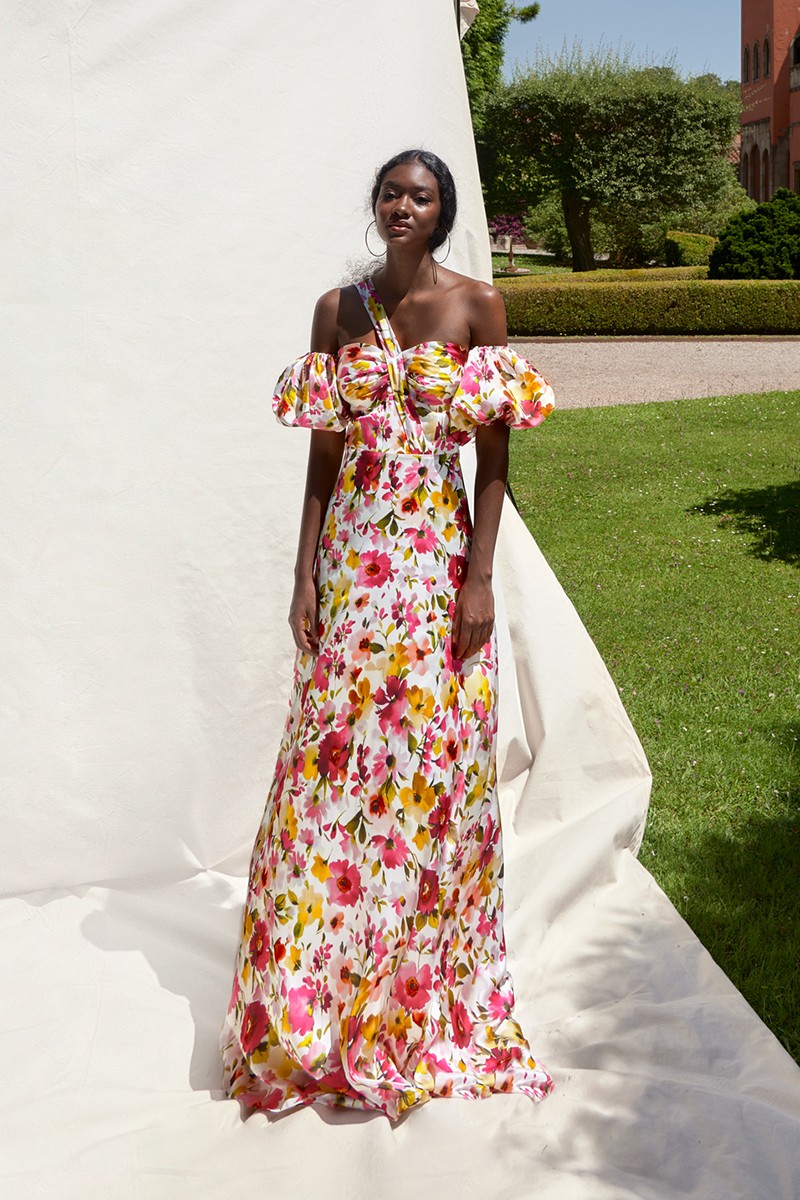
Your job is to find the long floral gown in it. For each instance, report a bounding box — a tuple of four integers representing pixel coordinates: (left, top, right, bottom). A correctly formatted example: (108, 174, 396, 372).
(219, 276, 556, 1120)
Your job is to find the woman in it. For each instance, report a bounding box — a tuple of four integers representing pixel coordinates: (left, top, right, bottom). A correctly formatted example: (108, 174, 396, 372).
(219, 149, 555, 1121)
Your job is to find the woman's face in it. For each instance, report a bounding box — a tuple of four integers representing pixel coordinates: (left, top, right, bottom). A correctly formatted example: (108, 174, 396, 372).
(373, 160, 442, 251)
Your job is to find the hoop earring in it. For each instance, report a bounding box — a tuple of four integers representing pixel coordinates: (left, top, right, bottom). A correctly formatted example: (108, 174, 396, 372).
(364, 219, 385, 258)
(432, 233, 451, 263)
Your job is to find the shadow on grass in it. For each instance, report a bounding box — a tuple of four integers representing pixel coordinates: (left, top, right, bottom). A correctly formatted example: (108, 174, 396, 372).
(689, 479, 800, 567)
(678, 722, 800, 1062)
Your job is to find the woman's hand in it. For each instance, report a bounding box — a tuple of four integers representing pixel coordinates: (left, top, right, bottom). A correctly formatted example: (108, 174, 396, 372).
(452, 575, 495, 661)
(288, 573, 320, 655)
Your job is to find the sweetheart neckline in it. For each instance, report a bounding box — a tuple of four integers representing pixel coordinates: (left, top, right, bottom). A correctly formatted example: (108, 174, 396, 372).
(337, 340, 470, 359)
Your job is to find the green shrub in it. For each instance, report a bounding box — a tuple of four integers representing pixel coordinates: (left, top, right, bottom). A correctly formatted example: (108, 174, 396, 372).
(525, 266, 708, 285)
(709, 189, 800, 279)
(664, 230, 717, 267)
(497, 277, 800, 336)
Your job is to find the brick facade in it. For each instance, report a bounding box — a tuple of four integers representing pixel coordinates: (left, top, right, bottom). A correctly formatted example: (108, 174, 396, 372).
(740, 0, 800, 197)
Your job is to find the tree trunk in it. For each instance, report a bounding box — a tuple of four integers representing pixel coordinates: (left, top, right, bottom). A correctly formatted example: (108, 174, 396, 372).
(561, 190, 595, 272)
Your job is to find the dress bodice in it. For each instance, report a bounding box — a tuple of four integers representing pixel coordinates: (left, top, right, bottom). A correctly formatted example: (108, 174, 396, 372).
(272, 276, 555, 454)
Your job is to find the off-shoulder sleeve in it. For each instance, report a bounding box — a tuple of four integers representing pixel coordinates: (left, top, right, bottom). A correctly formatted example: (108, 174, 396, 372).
(272, 352, 347, 431)
(450, 345, 555, 432)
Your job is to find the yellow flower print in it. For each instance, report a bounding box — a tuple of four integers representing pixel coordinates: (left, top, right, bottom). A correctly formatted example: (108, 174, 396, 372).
(296, 883, 323, 930)
(303, 745, 319, 780)
(405, 684, 435, 726)
(311, 854, 331, 883)
(386, 641, 410, 674)
(399, 771, 436, 817)
(430, 480, 458, 516)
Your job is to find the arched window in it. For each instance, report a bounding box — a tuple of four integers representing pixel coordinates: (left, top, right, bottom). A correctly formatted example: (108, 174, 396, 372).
(793, 35, 800, 68)
(750, 148, 760, 202)
(743, 45, 750, 83)
(763, 38, 770, 77)
(753, 41, 760, 80)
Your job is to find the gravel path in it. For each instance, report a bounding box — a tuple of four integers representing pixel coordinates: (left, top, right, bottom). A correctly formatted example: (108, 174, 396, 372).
(511, 336, 800, 409)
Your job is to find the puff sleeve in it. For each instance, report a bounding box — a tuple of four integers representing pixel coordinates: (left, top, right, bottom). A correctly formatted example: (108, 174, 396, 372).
(450, 345, 555, 432)
(272, 352, 347, 432)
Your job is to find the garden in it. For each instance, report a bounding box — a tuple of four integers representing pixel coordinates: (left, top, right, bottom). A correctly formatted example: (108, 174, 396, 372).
(460, 16, 800, 1064)
(509, 391, 800, 1061)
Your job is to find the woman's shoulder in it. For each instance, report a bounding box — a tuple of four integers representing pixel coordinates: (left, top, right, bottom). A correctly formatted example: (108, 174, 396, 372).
(438, 269, 505, 322)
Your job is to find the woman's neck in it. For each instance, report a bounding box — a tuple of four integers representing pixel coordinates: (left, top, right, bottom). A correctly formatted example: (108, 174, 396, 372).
(372, 246, 438, 304)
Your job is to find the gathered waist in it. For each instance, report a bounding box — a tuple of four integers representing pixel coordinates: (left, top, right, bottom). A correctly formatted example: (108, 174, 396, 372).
(343, 445, 462, 461)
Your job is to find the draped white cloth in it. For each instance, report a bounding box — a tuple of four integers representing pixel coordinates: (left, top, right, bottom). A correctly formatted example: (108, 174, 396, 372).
(1, 2, 799, 1197)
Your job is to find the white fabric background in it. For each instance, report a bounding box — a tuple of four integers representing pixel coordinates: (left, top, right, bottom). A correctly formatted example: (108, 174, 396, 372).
(2, 2, 799, 1197)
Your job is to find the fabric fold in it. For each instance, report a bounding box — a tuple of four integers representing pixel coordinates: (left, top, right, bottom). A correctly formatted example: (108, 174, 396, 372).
(450, 345, 556, 431)
(273, 351, 347, 431)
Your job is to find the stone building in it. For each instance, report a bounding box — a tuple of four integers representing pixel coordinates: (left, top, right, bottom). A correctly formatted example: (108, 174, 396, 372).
(740, 0, 800, 198)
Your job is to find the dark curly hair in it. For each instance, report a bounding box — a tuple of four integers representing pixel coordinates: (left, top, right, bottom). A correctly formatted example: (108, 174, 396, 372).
(370, 149, 457, 252)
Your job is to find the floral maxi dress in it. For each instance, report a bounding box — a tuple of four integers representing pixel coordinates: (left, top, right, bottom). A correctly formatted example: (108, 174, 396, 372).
(219, 277, 556, 1120)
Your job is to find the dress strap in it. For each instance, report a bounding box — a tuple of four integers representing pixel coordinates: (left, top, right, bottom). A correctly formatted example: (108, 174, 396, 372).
(354, 278, 404, 399)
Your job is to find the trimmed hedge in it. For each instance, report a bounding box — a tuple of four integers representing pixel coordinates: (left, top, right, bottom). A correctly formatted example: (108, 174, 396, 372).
(497, 277, 800, 336)
(520, 265, 708, 285)
(664, 230, 716, 267)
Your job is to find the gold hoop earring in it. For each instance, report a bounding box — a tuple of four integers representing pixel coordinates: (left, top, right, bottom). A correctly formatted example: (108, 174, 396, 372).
(432, 233, 451, 263)
(364, 219, 385, 258)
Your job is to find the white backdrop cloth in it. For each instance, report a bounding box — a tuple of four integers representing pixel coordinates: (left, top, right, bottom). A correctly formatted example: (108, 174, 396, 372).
(2, 2, 799, 1198)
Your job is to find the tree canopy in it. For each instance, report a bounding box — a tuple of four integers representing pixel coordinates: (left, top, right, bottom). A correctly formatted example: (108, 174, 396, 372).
(482, 47, 742, 270)
(460, 0, 540, 137)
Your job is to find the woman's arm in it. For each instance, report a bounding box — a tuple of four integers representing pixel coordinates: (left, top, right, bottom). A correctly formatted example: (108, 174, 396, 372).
(452, 285, 510, 661)
(288, 289, 346, 656)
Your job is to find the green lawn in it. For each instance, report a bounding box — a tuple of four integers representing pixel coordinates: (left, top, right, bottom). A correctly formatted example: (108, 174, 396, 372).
(509, 391, 800, 1061)
(491, 253, 571, 276)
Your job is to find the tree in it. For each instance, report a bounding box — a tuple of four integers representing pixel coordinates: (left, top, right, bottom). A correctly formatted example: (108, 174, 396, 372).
(483, 46, 742, 271)
(461, 0, 540, 138)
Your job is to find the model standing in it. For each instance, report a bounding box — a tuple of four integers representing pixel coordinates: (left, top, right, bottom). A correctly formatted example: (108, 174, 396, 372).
(220, 149, 555, 1120)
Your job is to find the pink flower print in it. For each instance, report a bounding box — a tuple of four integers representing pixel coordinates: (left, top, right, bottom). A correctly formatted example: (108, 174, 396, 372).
(373, 831, 410, 868)
(353, 451, 383, 494)
(409, 525, 438, 553)
(487, 990, 513, 1022)
(447, 553, 468, 591)
(418, 868, 439, 914)
(287, 984, 317, 1035)
(349, 629, 374, 664)
(456, 361, 481, 396)
(479, 816, 500, 869)
(450, 999, 473, 1049)
(375, 676, 407, 734)
(427, 795, 451, 843)
(356, 550, 393, 588)
(317, 728, 351, 783)
(476, 907, 492, 937)
(240, 1000, 270, 1053)
(486, 1045, 521, 1073)
(248, 919, 270, 971)
(326, 859, 362, 907)
(393, 963, 433, 1009)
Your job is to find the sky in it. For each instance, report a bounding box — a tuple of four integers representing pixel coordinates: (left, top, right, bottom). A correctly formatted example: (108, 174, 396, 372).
(504, 0, 741, 83)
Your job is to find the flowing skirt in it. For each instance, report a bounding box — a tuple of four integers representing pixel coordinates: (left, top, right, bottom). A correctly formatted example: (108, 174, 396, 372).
(219, 444, 553, 1120)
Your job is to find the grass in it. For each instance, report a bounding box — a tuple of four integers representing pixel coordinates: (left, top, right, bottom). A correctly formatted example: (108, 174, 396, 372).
(491, 253, 571, 276)
(509, 391, 800, 1062)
